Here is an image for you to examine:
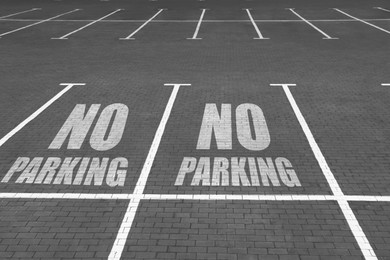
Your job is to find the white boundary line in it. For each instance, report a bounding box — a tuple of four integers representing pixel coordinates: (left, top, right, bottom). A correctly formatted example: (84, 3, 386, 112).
(244, 9, 269, 39)
(1, 193, 390, 202)
(108, 83, 191, 260)
(287, 8, 338, 39)
(1, 18, 390, 23)
(381, 83, 390, 86)
(271, 84, 343, 195)
(334, 8, 390, 35)
(0, 83, 85, 148)
(0, 9, 80, 38)
(52, 9, 122, 39)
(119, 9, 165, 40)
(374, 7, 390, 13)
(187, 9, 207, 40)
(0, 8, 41, 19)
(271, 83, 377, 260)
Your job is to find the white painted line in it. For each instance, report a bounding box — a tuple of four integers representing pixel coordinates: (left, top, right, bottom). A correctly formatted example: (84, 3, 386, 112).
(338, 200, 378, 260)
(374, 7, 390, 13)
(1, 193, 390, 202)
(272, 83, 377, 260)
(0, 83, 85, 148)
(2, 18, 390, 23)
(244, 9, 269, 39)
(108, 198, 140, 260)
(334, 8, 390, 35)
(381, 83, 390, 86)
(0, 8, 41, 19)
(288, 8, 338, 39)
(272, 83, 343, 195)
(133, 83, 191, 195)
(52, 9, 122, 39)
(119, 9, 165, 40)
(108, 83, 191, 260)
(187, 9, 207, 40)
(0, 9, 80, 38)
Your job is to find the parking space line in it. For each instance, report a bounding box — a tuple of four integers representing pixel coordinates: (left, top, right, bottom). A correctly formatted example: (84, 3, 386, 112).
(2, 18, 390, 23)
(334, 8, 390, 35)
(187, 9, 207, 40)
(0, 8, 41, 19)
(119, 9, 165, 40)
(0, 83, 85, 148)
(374, 7, 390, 13)
(108, 83, 191, 260)
(0, 9, 80, 38)
(51, 9, 122, 40)
(1, 193, 390, 202)
(244, 9, 269, 39)
(338, 200, 378, 260)
(271, 83, 377, 260)
(382, 83, 390, 86)
(271, 84, 343, 195)
(288, 8, 338, 39)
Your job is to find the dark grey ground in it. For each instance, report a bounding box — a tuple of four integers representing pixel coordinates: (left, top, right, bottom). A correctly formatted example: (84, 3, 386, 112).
(0, 0, 389, 259)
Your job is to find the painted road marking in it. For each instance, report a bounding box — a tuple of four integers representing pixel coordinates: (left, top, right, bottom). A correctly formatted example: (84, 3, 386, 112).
(271, 83, 377, 260)
(271, 84, 342, 195)
(52, 9, 122, 39)
(0, 8, 41, 19)
(382, 83, 390, 86)
(0, 9, 80, 38)
(108, 83, 191, 260)
(334, 8, 390, 35)
(0, 83, 85, 148)
(374, 7, 390, 13)
(287, 8, 338, 39)
(187, 9, 207, 40)
(244, 9, 269, 39)
(2, 18, 390, 23)
(119, 9, 165, 40)
(1, 193, 390, 202)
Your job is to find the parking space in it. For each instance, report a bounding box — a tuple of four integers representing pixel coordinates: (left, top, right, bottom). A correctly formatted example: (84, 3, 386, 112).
(0, 82, 169, 194)
(336, 7, 390, 20)
(145, 85, 331, 195)
(294, 86, 390, 196)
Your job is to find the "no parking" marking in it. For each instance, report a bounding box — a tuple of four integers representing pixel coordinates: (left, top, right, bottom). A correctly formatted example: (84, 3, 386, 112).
(175, 103, 301, 187)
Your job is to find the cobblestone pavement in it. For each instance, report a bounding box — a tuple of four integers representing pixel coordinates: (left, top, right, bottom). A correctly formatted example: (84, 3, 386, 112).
(0, 0, 389, 259)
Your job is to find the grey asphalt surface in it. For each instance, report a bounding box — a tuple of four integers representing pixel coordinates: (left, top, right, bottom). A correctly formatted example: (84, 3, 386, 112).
(0, 0, 389, 259)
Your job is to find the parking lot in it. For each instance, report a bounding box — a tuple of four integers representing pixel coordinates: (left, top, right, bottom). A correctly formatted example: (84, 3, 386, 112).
(0, 0, 389, 259)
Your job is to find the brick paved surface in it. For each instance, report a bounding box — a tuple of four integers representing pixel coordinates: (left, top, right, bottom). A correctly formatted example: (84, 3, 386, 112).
(0, 0, 389, 259)
(0, 199, 127, 259)
(124, 200, 364, 260)
(351, 202, 390, 260)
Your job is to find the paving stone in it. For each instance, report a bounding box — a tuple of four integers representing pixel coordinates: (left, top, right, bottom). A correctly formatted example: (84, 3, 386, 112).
(0, 199, 127, 259)
(122, 200, 365, 259)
